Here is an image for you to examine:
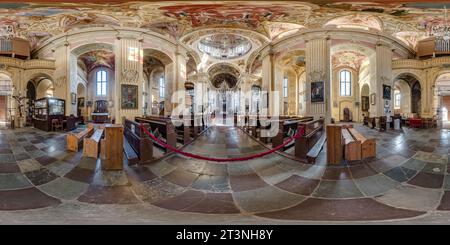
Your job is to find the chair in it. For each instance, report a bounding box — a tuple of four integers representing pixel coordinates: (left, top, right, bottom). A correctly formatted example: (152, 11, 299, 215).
(51, 119, 63, 131)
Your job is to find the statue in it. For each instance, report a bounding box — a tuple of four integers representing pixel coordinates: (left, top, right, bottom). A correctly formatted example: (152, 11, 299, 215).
(12, 92, 26, 118)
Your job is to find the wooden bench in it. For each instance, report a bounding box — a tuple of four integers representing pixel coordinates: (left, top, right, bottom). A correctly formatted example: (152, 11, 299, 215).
(123, 119, 152, 163)
(326, 124, 344, 165)
(272, 117, 314, 150)
(342, 128, 361, 161)
(135, 116, 177, 151)
(100, 124, 124, 170)
(82, 128, 104, 159)
(66, 124, 94, 152)
(294, 118, 325, 163)
(348, 128, 376, 159)
(306, 133, 326, 164)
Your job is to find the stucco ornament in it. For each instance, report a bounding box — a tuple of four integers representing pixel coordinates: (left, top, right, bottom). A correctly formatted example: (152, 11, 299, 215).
(122, 69, 139, 83)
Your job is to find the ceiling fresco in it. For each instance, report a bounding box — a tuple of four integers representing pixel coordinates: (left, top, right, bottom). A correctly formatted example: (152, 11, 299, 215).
(0, 1, 449, 51)
(78, 50, 115, 73)
(332, 50, 368, 71)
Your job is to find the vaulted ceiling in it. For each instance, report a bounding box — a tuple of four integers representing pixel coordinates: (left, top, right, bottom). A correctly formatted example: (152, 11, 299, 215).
(0, 1, 448, 51)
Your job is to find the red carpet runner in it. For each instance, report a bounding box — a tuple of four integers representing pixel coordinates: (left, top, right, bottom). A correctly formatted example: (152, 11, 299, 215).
(140, 124, 305, 162)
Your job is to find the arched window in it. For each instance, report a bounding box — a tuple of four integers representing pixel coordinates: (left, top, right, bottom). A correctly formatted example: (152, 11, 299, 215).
(339, 70, 351, 96)
(159, 75, 165, 99)
(96, 70, 107, 96)
(283, 76, 288, 98)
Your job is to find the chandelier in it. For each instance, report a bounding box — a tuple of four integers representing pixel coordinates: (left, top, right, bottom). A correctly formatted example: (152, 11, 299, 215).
(431, 6, 450, 41)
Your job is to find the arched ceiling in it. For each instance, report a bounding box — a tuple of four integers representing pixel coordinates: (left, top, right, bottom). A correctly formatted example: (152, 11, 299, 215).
(208, 63, 240, 89)
(0, 1, 449, 52)
(332, 51, 368, 71)
(78, 50, 115, 73)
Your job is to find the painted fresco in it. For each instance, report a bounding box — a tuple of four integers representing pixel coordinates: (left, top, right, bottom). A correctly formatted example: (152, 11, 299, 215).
(0, 1, 449, 51)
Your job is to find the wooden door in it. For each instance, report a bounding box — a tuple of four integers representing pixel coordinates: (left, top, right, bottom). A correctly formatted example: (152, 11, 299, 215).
(443, 96, 450, 120)
(0, 96, 6, 122)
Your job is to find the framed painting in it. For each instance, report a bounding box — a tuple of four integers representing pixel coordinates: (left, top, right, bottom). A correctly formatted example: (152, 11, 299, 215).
(382, 84, 391, 100)
(77, 97, 85, 107)
(71, 93, 76, 105)
(311, 81, 324, 103)
(121, 84, 138, 109)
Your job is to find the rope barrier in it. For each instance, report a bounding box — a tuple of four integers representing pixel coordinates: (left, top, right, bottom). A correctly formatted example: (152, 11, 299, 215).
(140, 123, 305, 162)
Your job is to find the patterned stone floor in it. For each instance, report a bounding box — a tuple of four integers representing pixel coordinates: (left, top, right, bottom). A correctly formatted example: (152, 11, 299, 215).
(0, 125, 450, 224)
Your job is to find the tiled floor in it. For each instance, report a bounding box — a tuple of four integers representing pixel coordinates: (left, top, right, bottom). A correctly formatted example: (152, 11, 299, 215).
(0, 125, 450, 224)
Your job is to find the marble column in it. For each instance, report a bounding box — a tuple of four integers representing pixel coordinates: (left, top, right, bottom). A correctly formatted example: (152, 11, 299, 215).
(305, 37, 331, 121)
(375, 42, 393, 117)
(114, 36, 143, 121)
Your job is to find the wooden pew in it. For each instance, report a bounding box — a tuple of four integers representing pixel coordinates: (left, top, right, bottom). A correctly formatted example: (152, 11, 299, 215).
(294, 118, 325, 163)
(66, 124, 94, 152)
(326, 124, 344, 165)
(272, 117, 314, 150)
(342, 128, 361, 161)
(306, 134, 326, 164)
(123, 119, 152, 163)
(135, 116, 177, 151)
(348, 128, 376, 159)
(82, 127, 104, 159)
(100, 124, 124, 170)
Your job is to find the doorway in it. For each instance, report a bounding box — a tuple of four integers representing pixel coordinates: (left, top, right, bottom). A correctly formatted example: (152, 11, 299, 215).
(0, 96, 6, 124)
(443, 96, 450, 121)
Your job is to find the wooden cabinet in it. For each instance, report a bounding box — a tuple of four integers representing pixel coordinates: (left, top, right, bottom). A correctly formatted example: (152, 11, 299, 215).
(33, 97, 65, 131)
(100, 124, 124, 170)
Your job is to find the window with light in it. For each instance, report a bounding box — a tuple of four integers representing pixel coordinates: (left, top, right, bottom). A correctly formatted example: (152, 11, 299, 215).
(96, 70, 107, 96)
(283, 77, 288, 98)
(159, 76, 165, 99)
(339, 70, 351, 96)
(394, 90, 401, 109)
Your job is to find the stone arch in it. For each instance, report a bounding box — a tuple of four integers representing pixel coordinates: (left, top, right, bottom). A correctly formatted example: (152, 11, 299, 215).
(71, 42, 114, 56)
(393, 79, 411, 115)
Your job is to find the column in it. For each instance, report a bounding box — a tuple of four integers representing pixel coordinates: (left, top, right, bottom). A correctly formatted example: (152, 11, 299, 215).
(54, 42, 74, 116)
(114, 35, 143, 121)
(168, 45, 187, 116)
(375, 42, 393, 117)
(261, 47, 276, 115)
(305, 37, 331, 121)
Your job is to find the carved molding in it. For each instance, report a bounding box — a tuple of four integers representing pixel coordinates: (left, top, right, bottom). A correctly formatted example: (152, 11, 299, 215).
(121, 69, 139, 84)
(55, 76, 66, 87)
(308, 70, 325, 82)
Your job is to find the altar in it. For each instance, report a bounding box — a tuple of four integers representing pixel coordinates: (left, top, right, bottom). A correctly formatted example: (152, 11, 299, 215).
(91, 112, 109, 123)
(91, 100, 109, 123)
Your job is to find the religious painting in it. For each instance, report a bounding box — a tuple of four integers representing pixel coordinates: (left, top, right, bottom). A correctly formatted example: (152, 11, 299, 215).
(370, 93, 376, 105)
(383, 84, 391, 100)
(77, 97, 85, 107)
(121, 84, 138, 109)
(71, 93, 76, 105)
(311, 81, 324, 103)
(361, 96, 369, 111)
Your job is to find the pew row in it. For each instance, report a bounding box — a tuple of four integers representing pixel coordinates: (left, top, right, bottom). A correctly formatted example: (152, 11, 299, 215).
(66, 124, 94, 152)
(348, 128, 376, 159)
(82, 127, 104, 159)
(294, 118, 325, 163)
(123, 119, 153, 164)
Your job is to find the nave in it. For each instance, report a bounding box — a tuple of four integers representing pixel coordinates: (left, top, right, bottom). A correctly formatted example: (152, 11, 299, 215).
(0, 125, 449, 224)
